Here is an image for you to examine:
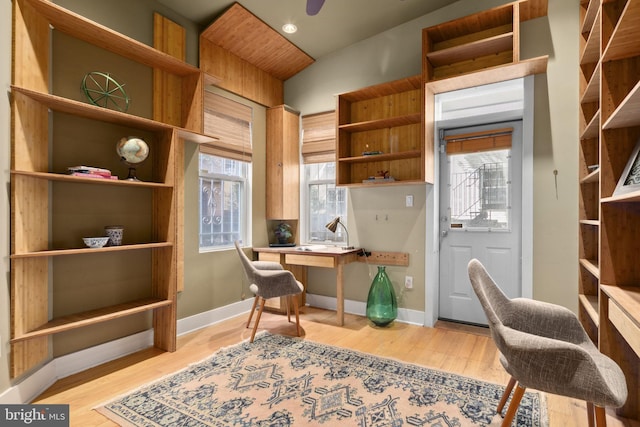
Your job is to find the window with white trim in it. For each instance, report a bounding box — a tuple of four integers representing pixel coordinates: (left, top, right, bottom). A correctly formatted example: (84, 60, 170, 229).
(199, 91, 252, 250)
(199, 155, 250, 249)
(301, 111, 347, 245)
(305, 162, 347, 244)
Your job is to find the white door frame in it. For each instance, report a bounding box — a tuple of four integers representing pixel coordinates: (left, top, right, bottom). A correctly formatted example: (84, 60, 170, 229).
(424, 76, 534, 327)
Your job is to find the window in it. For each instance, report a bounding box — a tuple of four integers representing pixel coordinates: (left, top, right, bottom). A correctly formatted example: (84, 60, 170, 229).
(448, 149, 510, 230)
(445, 127, 513, 231)
(304, 162, 347, 244)
(199, 90, 253, 250)
(199, 154, 251, 249)
(300, 111, 347, 245)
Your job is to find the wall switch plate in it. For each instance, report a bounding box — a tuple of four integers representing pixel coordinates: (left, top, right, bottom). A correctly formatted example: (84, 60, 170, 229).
(405, 195, 413, 207)
(404, 276, 413, 289)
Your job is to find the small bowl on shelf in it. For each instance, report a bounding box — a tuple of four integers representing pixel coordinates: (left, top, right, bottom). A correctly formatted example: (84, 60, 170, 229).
(82, 237, 110, 248)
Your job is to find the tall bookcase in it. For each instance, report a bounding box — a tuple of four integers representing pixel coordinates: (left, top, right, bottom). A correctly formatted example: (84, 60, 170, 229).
(578, 0, 640, 420)
(10, 0, 213, 378)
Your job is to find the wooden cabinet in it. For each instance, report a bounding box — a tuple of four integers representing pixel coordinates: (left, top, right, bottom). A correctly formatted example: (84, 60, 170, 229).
(10, 0, 212, 378)
(578, 0, 640, 421)
(422, 3, 518, 82)
(266, 105, 300, 219)
(336, 75, 424, 187)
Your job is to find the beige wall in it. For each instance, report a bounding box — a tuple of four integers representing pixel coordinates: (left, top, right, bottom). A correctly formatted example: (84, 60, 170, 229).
(525, 1, 580, 307)
(284, 0, 580, 312)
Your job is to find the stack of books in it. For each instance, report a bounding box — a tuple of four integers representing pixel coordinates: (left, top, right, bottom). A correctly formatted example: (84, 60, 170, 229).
(68, 166, 118, 180)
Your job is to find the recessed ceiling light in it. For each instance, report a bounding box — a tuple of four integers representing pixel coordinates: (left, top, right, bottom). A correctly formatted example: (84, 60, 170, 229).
(282, 23, 297, 34)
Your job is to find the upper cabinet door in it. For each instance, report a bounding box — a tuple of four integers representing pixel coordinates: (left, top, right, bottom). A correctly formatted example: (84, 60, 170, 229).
(266, 105, 300, 220)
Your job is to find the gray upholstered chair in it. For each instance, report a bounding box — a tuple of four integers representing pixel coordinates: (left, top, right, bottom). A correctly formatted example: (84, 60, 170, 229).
(235, 241, 303, 342)
(467, 259, 627, 427)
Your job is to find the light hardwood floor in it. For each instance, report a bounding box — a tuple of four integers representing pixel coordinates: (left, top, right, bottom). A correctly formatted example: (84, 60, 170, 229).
(33, 306, 639, 426)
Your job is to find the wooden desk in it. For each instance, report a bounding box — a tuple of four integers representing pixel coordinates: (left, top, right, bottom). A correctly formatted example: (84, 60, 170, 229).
(253, 246, 362, 326)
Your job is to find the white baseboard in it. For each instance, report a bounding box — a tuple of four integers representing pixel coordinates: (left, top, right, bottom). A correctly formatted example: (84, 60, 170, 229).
(0, 295, 423, 404)
(306, 294, 425, 326)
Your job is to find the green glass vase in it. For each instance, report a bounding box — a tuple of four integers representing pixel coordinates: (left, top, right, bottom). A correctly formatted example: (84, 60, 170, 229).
(366, 266, 397, 326)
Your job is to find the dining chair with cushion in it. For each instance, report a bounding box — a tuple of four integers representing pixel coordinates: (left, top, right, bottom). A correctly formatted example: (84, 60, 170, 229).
(467, 258, 627, 427)
(235, 241, 303, 342)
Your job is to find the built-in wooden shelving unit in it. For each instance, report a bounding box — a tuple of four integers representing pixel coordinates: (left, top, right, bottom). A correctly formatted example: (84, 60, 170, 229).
(578, 0, 640, 421)
(9, 0, 211, 378)
(336, 75, 424, 187)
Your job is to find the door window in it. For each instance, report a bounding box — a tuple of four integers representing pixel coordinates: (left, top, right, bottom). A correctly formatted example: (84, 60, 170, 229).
(448, 149, 511, 231)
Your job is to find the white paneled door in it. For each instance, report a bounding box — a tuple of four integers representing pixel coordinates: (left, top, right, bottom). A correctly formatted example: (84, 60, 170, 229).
(438, 121, 522, 325)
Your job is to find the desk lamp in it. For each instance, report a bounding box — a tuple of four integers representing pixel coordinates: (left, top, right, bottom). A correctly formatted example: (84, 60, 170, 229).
(325, 217, 354, 250)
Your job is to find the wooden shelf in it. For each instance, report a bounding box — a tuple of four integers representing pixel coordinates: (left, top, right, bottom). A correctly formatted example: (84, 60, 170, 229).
(581, 168, 600, 184)
(580, 219, 600, 226)
(581, 0, 600, 34)
(11, 170, 172, 188)
(12, 86, 218, 145)
(24, 0, 201, 77)
(13, 86, 171, 131)
(580, 258, 600, 279)
(10, 298, 173, 343)
(580, 9, 601, 65)
(602, 0, 640, 62)
(579, 293, 600, 327)
(426, 32, 513, 68)
(339, 114, 421, 133)
(602, 80, 640, 129)
(601, 189, 640, 203)
(338, 150, 421, 164)
(581, 109, 600, 139)
(10, 242, 173, 259)
(339, 75, 421, 102)
(340, 178, 426, 189)
(425, 56, 548, 94)
(580, 65, 601, 104)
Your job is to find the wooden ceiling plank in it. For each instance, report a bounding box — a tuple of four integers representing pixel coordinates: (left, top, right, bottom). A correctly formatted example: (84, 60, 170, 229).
(201, 2, 314, 81)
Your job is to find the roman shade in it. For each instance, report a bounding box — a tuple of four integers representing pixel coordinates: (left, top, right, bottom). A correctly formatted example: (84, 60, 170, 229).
(301, 110, 336, 164)
(445, 127, 513, 154)
(201, 91, 253, 161)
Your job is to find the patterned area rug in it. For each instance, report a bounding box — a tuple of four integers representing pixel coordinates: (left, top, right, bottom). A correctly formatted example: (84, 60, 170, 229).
(96, 333, 546, 426)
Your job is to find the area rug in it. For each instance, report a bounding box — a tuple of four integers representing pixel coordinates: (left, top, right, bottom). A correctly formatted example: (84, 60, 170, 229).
(96, 333, 546, 426)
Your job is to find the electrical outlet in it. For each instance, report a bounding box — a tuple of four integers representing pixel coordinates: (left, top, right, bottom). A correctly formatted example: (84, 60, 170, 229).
(404, 276, 413, 289)
(405, 195, 413, 207)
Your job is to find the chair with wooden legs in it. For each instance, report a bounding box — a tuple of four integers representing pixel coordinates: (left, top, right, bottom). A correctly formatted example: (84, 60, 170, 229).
(467, 259, 627, 427)
(235, 241, 303, 342)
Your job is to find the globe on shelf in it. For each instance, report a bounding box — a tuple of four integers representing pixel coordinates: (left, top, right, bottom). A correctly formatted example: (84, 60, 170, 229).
(116, 136, 149, 181)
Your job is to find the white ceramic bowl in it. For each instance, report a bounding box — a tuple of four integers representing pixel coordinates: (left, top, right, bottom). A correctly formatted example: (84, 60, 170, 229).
(83, 237, 110, 248)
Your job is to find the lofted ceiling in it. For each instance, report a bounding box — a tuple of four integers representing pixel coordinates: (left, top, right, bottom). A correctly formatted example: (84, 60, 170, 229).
(155, 0, 461, 59)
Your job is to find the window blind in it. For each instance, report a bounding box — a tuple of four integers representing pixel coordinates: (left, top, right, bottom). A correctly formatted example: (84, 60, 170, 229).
(301, 111, 336, 164)
(201, 91, 252, 161)
(445, 127, 513, 154)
